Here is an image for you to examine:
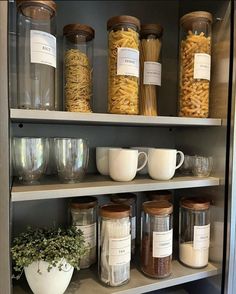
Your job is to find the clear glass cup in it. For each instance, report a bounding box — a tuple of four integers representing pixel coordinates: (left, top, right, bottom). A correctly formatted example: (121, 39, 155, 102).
(12, 137, 49, 184)
(179, 155, 194, 175)
(53, 138, 89, 183)
(192, 156, 213, 177)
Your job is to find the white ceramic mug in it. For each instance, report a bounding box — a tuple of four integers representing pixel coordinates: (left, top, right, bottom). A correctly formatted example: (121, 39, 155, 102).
(148, 148, 184, 180)
(130, 147, 153, 175)
(109, 149, 148, 181)
(96, 147, 121, 176)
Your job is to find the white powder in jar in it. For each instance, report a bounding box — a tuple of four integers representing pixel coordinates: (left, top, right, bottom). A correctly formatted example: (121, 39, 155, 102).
(179, 242, 209, 268)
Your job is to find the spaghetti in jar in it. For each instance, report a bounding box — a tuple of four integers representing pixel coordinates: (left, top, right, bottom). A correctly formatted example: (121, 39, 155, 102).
(107, 15, 140, 115)
(63, 24, 94, 112)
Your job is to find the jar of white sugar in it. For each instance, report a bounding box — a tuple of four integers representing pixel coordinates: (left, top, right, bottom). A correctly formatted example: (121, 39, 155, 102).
(179, 198, 211, 268)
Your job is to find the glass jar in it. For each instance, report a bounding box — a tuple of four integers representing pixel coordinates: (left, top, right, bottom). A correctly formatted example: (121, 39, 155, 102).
(17, 0, 57, 110)
(70, 196, 97, 269)
(141, 201, 173, 278)
(179, 198, 210, 268)
(99, 204, 131, 287)
(110, 193, 136, 256)
(107, 15, 140, 115)
(148, 190, 172, 203)
(140, 24, 163, 116)
(179, 11, 212, 118)
(63, 24, 94, 113)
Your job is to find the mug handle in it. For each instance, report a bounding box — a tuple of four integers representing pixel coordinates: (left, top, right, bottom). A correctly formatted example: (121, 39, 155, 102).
(137, 152, 148, 172)
(176, 151, 185, 170)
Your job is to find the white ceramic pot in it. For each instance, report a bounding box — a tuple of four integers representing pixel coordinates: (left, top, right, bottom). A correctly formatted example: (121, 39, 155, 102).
(24, 260, 74, 294)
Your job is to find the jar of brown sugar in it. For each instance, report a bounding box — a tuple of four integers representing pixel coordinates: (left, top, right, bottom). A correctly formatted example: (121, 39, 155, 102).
(141, 200, 173, 278)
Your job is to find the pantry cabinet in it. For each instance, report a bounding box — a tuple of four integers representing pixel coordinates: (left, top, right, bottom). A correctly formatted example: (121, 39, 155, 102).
(1, 0, 236, 293)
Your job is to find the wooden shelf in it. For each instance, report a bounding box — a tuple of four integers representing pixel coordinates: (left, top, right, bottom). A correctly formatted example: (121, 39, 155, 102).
(13, 261, 220, 294)
(10, 109, 222, 127)
(11, 175, 220, 202)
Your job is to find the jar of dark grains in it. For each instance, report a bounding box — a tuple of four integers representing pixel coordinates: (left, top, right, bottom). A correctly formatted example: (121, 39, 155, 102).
(141, 200, 173, 278)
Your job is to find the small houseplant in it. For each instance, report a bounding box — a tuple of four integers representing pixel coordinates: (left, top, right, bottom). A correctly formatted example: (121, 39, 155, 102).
(11, 226, 86, 294)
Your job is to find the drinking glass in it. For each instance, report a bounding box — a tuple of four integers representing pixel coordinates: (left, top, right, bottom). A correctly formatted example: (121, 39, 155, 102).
(192, 156, 213, 177)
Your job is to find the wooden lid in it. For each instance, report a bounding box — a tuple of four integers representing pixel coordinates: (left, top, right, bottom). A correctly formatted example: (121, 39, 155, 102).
(180, 11, 212, 29)
(100, 204, 130, 219)
(63, 24, 95, 42)
(110, 193, 136, 205)
(143, 200, 173, 215)
(148, 190, 172, 202)
(181, 198, 210, 210)
(140, 24, 163, 38)
(71, 196, 97, 210)
(17, 0, 56, 12)
(107, 15, 141, 31)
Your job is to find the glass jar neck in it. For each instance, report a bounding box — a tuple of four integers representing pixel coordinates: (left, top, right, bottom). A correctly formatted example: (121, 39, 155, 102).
(109, 23, 139, 32)
(19, 4, 54, 20)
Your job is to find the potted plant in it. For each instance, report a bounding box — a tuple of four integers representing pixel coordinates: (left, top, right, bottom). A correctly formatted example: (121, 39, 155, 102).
(11, 226, 86, 294)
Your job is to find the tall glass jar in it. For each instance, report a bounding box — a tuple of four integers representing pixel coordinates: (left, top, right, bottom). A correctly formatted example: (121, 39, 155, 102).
(17, 0, 57, 110)
(179, 198, 210, 268)
(70, 196, 97, 269)
(110, 193, 136, 256)
(141, 201, 173, 278)
(99, 204, 131, 287)
(179, 11, 212, 118)
(63, 24, 94, 113)
(107, 15, 140, 115)
(140, 24, 163, 116)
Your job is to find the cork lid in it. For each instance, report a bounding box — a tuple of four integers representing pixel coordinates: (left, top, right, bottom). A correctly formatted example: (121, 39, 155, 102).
(181, 198, 210, 210)
(63, 24, 95, 42)
(107, 15, 141, 31)
(71, 196, 97, 210)
(17, 0, 56, 13)
(140, 24, 163, 38)
(148, 190, 172, 202)
(180, 11, 213, 30)
(100, 204, 130, 219)
(110, 193, 136, 205)
(143, 200, 173, 215)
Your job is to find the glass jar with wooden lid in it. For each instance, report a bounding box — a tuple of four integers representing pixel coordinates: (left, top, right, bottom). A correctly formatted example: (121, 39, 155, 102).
(141, 200, 173, 278)
(63, 23, 94, 113)
(179, 11, 212, 118)
(179, 197, 210, 268)
(99, 204, 131, 286)
(148, 190, 172, 203)
(70, 196, 97, 269)
(107, 15, 140, 115)
(140, 24, 163, 116)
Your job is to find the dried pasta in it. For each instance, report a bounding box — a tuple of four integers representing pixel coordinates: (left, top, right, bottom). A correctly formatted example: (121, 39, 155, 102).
(108, 28, 139, 115)
(179, 31, 211, 118)
(65, 49, 92, 112)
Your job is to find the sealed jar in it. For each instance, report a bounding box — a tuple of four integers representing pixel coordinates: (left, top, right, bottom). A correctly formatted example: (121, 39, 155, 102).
(70, 197, 97, 269)
(141, 201, 173, 278)
(17, 0, 57, 110)
(99, 204, 131, 286)
(179, 198, 210, 268)
(140, 24, 163, 116)
(110, 193, 136, 256)
(107, 15, 140, 115)
(179, 11, 212, 118)
(63, 24, 94, 113)
(148, 190, 172, 203)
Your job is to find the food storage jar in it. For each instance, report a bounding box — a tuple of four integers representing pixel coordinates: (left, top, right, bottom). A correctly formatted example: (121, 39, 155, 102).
(107, 15, 140, 115)
(110, 193, 136, 256)
(99, 204, 131, 286)
(63, 24, 94, 113)
(141, 200, 173, 278)
(179, 11, 212, 118)
(140, 24, 163, 116)
(148, 190, 173, 203)
(179, 198, 210, 268)
(17, 0, 57, 110)
(70, 196, 97, 269)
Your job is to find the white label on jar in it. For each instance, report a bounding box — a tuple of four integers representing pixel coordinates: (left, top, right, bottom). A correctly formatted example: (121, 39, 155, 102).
(76, 223, 96, 248)
(194, 224, 210, 250)
(109, 235, 131, 266)
(131, 216, 136, 240)
(193, 53, 211, 81)
(153, 229, 173, 258)
(30, 30, 56, 68)
(117, 47, 139, 77)
(143, 62, 162, 86)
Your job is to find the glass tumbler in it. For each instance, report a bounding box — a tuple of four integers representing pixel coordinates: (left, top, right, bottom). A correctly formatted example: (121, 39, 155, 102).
(192, 156, 213, 177)
(12, 137, 50, 184)
(54, 138, 89, 183)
